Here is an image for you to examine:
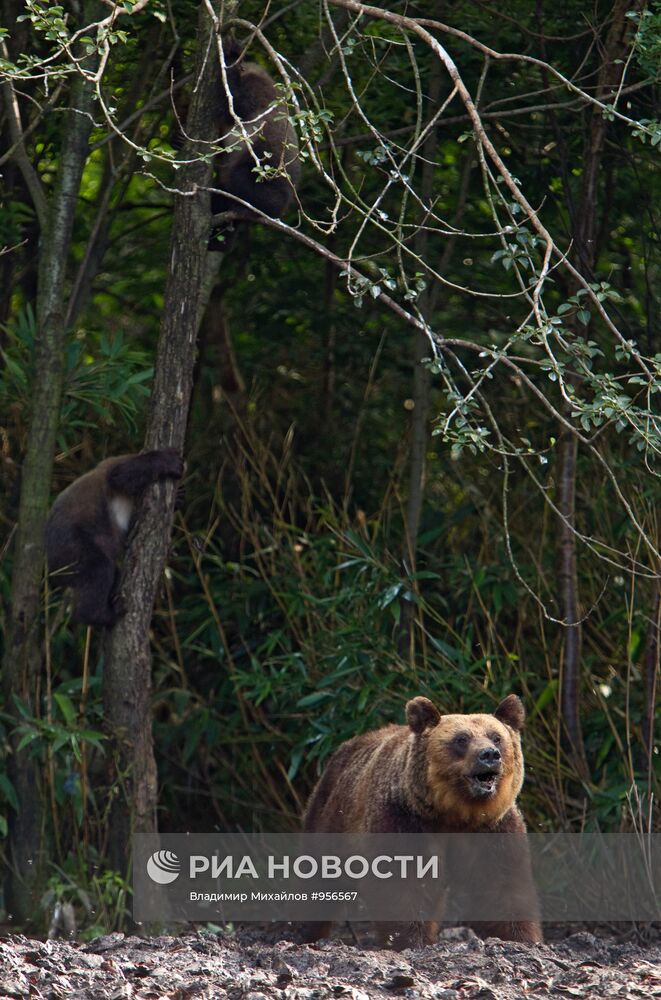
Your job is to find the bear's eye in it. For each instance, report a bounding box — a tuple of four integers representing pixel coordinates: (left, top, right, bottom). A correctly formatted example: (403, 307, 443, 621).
(489, 732, 502, 745)
(452, 733, 470, 749)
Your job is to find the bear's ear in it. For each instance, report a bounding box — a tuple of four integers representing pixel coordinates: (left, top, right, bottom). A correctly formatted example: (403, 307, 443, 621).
(494, 694, 525, 732)
(406, 697, 441, 734)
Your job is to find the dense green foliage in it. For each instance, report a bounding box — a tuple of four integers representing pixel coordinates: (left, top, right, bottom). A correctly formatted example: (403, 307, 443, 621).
(0, 0, 659, 931)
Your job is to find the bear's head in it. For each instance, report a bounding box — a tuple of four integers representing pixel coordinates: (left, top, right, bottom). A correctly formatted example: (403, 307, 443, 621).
(405, 694, 526, 827)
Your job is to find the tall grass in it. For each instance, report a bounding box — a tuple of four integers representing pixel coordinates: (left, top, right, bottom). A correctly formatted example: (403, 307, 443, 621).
(148, 420, 659, 835)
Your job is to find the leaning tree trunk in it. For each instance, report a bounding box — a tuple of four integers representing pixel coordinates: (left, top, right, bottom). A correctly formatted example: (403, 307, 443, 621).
(2, 41, 98, 925)
(102, 0, 223, 881)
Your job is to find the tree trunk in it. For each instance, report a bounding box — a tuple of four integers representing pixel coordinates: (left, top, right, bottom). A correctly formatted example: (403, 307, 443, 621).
(556, 420, 588, 775)
(642, 569, 660, 780)
(102, 0, 223, 881)
(2, 23, 99, 925)
(398, 60, 442, 660)
(558, 0, 642, 776)
(322, 248, 338, 423)
(400, 50, 469, 660)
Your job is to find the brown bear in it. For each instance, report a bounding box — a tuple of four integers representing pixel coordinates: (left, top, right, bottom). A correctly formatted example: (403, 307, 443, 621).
(302, 693, 542, 946)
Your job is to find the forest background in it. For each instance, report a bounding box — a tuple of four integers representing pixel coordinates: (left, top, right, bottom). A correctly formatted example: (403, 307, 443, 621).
(0, 0, 659, 934)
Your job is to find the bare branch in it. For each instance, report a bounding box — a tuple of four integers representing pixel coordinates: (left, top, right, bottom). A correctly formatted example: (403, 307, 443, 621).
(0, 44, 48, 229)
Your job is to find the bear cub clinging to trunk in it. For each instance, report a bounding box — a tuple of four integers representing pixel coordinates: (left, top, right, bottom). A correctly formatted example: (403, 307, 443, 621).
(46, 450, 184, 627)
(303, 693, 542, 945)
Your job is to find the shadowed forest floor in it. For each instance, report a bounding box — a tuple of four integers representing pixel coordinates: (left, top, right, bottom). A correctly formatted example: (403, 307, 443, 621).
(0, 927, 659, 999)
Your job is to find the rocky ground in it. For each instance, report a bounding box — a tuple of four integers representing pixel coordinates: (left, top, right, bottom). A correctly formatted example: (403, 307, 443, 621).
(0, 927, 659, 1000)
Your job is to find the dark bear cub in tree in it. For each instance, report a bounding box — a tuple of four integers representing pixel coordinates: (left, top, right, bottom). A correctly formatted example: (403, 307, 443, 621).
(46, 450, 184, 627)
(303, 693, 542, 946)
(209, 40, 301, 247)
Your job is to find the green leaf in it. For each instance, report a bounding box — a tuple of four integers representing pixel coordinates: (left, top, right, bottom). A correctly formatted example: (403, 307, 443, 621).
(529, 680, 558, 719)
(296, 691, 332, 708)
(288, 746, 304, 781)
(428, 637, 464, 665)
(0, 774, 19, 812)
(54, 693, 76, 727)
(11, 695, 34, 720)
(595, 732, 614, 770)
(16, 732, 40, 752)
(379, 583, 401, 608)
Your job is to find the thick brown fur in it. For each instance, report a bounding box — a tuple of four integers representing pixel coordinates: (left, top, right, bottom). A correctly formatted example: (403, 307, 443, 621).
(302, 694, 542, 946)
(46, 450, 183, 627)
(209, 40, 301, 248)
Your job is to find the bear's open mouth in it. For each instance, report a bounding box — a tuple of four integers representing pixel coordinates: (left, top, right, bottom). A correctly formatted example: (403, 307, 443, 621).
(468, 769, 500, 797)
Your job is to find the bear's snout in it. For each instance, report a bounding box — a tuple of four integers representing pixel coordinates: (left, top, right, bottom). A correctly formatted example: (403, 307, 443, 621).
(477, 746, 501, 767)
(467, 743, 503, 799)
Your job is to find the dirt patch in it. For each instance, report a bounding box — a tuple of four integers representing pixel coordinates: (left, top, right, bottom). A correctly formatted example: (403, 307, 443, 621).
(0, 928, 659, 1000)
